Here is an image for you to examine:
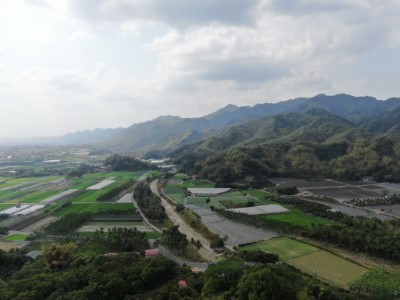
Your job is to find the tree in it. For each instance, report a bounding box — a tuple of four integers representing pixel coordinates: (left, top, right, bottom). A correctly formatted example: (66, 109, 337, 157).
(235, 265, 298, 300)
(42, 242, 78, 270)
(202, 258, 244, 297)
(162, 225, 189, 253)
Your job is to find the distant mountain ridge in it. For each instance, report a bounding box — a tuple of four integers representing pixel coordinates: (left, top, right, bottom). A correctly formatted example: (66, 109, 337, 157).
(12, 94, 400, 154)
(172, 108, 400, 183)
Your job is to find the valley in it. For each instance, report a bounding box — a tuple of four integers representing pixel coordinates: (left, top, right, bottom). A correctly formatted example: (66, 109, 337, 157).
(1, 94, 400, 299)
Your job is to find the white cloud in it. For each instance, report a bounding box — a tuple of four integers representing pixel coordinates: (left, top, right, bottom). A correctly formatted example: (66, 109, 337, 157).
(68, 0, 259, 28)
(69, 30, 94, 42)
(1, 0, 400, 138)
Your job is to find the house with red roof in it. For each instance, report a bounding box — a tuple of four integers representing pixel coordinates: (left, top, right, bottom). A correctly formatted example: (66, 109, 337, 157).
(145, 249, 160, 258)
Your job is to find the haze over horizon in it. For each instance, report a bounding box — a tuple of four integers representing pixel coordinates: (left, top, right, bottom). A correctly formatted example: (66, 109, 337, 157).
(1, 0, 400, 138)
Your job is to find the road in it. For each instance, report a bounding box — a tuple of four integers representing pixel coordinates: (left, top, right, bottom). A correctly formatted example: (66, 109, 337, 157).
(158, 245, 210, 271)
(150, 179, 218, 262)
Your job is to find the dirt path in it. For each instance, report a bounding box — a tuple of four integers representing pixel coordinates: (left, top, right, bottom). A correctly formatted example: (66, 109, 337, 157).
(150, 179, 218, 262)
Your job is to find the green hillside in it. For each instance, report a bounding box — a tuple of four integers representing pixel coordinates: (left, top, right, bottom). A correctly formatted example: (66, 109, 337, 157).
(173, 109, 400, 183)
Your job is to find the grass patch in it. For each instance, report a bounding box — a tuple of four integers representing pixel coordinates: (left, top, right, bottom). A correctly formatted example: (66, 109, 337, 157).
(288, 250, 370, 288)
(3, 234, 29, 241)
(146, 231, 162, 239)
(240, 237, 319, 260)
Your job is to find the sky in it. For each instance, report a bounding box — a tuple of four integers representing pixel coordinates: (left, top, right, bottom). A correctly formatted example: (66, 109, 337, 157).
(0, 0, 400, 138)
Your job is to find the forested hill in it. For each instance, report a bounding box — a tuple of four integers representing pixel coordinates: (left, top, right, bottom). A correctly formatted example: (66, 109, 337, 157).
(172, 108, 400, 183)
(19, 94, 400, 155)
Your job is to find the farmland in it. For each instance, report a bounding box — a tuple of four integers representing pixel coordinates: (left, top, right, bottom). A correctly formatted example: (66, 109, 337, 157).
(7, 190, 61, 204)
(266, 209, 331, 227)
(51, 202, 134, 217)
(0, 170, 149, 236)
(249, 190, 333, 228)
(164, 176, 264, 210)
(240, 237, 319, 260)
(185, 192, 263, 210)
(289, 251, 369, 288)
(241, 237, 370, 288)
(269, 178, 391, 202)
(68, 171, 146, 190)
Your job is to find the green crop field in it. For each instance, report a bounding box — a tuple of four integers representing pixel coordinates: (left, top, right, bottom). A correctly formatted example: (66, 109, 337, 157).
(164, 177, 216, 204)
(266, 208, 332, 228)
(184, 192, 261, 210)
(69, 182, 123, 202)
(180, 179, 215, 188)
(52, 202, 134, 216)
(289, 251, 369, 288)
(8, 190, 61, 204)
(0, 178, 35, 189)
(167, 193, 185, 203)
(0, 204, 13, 212)
(240, 237, 319, 260)
(247, 190, 277, 202)
(247, 190, 332, 228)
(70, 171, 146, 190)
(171, 173, 189, 179)
(2, 234, 29, 241)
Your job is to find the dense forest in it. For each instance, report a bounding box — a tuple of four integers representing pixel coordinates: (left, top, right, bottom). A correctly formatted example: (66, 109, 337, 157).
(0, 247, 359, 299)
(173, 109, 400, 183)
(105, 154, 155, 172)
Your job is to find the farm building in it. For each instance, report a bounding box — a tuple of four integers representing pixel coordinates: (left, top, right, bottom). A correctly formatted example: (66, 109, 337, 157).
(145, 249, 160, 258)
(187, 188, 231, 196)
(228, 204, 289, 215)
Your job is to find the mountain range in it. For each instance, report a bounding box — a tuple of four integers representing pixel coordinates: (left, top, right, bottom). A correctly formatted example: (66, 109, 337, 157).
(20, 94, 399, 157)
